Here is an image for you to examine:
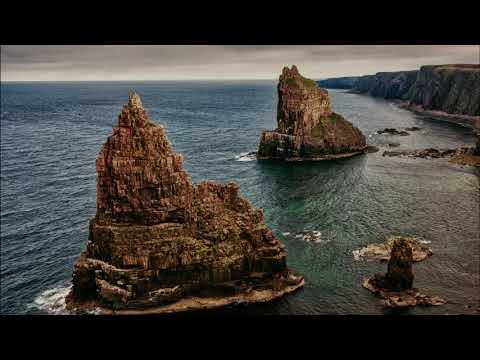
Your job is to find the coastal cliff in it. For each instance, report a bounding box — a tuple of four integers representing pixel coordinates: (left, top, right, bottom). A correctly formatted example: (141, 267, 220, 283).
(258, 66, 367, 161)
(351, 70, 419, 99)
(407, 65, 480, 116)
(66, 92, 303, 313)
(317, 76, 359, 89)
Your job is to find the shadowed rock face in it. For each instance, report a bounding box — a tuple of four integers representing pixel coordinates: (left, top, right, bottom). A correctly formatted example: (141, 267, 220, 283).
(370, 237, 414, 292)
(351, 71, 419, 99)
(67, 91, 302, 311)
(384, 238, 414, 291)
(258, 66, 367, 160)
(408, 65, 480, 116)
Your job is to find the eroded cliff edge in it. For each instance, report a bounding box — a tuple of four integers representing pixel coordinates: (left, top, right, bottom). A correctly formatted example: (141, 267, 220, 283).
(325, 64, 480, 127)
(258, 66, 367, 161)
(351, 70, 419, 100)
(66, 92, 303, 313)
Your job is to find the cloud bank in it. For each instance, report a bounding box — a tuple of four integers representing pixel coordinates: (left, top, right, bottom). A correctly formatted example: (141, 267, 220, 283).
(1, 45, 478, 81)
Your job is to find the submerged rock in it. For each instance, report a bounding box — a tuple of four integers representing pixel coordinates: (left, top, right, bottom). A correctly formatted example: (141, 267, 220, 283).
(353, 236, 433, 262)
(362, 237, 445, 308)
(405, 126, 422, 131)
(382, 146, 480, 165)
(257, 66, 367, 161)
(66, 91, 303, 314)
(377, 128, 410, 136)
(387, 143, 400, 148)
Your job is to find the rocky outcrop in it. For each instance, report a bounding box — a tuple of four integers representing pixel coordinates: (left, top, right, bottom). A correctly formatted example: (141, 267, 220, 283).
(382, 148, 458, 159)
(66, 91, 303, 313)
(407, 65, 480, 116)
(258, 66, 367, 161)
(351, 70, 418, 99)
(362, 237, 445, 308)
(353, 236, 433, 262)
(317, 76, 359, 89)
(381, 145, 480, 166)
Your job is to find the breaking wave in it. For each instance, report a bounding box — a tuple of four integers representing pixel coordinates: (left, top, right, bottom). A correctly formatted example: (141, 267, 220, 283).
(28, 284, 103, 315)
(28, 284, 72, 314)
(234, 152, 257, 162)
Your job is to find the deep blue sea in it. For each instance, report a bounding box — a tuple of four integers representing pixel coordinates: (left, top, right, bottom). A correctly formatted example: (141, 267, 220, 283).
(1, 81, 479, 315)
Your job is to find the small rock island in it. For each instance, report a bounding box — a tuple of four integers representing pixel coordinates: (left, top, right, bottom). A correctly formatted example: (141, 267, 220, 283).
(257, 65, 368, 161)
(363, 237, 445, 308)
(66, 92, 303, 314)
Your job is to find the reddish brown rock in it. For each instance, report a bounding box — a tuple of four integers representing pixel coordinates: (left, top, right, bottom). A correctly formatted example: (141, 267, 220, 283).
(66, 91, 303, 313)
(257, 65, 367, 161)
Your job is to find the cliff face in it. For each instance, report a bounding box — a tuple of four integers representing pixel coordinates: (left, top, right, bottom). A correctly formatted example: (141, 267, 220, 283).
(407, 65, 480, 116)
(351, 71, 418, 99)
(68, 92, 303, 312)
(317, 76, 359, 89)
(348, 64, 480, 117)
(258, 66, 367, 160)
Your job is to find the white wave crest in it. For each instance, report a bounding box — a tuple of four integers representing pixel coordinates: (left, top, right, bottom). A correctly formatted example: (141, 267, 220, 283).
(29, 284, 103, 315)
(28, 284, 72, 315)
(234, 152, 256, 162)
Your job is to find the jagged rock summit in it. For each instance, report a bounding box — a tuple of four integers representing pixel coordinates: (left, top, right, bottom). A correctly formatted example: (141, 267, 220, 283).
(66, 91, 303, 314)
(257, 66, 368, 161)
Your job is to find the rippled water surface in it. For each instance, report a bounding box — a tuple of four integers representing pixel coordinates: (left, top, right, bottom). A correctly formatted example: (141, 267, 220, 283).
(1, 81, 479, 314)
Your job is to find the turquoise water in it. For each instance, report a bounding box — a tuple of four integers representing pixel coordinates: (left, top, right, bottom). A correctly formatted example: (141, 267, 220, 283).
(1, 81, 478, 314)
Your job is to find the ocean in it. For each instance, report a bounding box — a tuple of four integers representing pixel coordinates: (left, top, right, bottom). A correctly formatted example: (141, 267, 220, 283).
(1, 81, 478, 314)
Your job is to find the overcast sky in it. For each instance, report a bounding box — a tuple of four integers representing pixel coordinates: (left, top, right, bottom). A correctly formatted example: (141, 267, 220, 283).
(1, 45, 479, 81)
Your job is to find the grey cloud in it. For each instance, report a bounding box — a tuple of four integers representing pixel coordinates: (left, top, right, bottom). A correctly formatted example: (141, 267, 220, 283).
(1, 45, 478, 81)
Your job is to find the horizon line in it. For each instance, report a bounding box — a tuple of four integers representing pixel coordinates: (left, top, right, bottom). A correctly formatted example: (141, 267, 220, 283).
(1, 78, 288, 83)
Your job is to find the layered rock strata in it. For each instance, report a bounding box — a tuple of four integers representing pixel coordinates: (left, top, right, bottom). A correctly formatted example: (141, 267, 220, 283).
(363, 238, 445, 308)
(351, 70, 419, 99)
(407, 65, 480, 116)
(66, 91, 303, 313)
(258, 66, 367, 161)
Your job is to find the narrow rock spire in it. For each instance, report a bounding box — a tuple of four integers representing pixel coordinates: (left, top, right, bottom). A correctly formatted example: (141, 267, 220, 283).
(128, 90, 143, 109)
(118, 91, 149, 128)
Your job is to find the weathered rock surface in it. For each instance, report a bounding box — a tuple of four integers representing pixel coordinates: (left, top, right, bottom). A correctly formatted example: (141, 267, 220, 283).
(317, 76, 359, 89)
(258, 66, 367, 161)
(353, 236, 433, 262)
(362, 237, 445, 308)
(351, 70, 419, 99)
(407, 64, 480, 116)
(66, 91, 303, 313)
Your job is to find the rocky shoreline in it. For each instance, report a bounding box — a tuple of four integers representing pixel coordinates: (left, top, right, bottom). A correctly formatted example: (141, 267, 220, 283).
(398, 102, 480, 131)
(69, 277, 304, 315)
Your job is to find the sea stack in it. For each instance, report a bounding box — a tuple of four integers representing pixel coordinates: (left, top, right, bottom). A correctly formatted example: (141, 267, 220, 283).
(363, 238, 445, 307)
(66, 91, 303, 314)
(257, 65, 367, 161)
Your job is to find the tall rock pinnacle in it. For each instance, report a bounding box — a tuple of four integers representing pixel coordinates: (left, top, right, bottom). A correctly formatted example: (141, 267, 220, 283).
(258, 65, 367, 160)
(67, 92, 303, 313)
